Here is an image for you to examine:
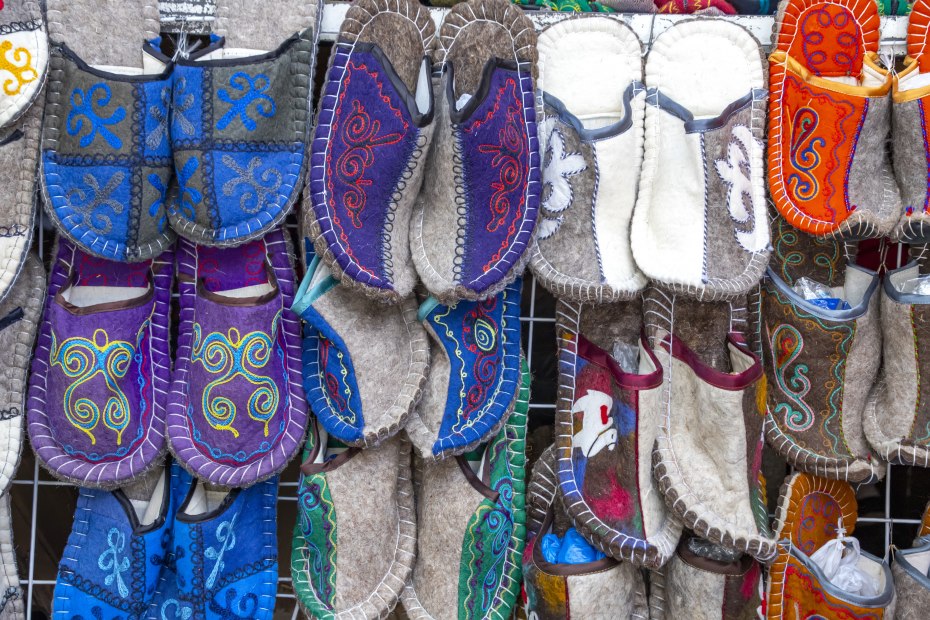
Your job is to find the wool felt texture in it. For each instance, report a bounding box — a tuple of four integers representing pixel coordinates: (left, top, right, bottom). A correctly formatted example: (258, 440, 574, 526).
(529, 17, 647, 304)
(290, 424, 416, 619)
(892, 541, 930, 620)
(405, 278, 521, 460)
(294, 256, 429, 448)
(410, 0, 540, 304)
(40, 0, 177, 263)
(168, 228, 308, 486)
(863, 262, 930, 466)
(768, 0, 901, 239)
(555, 298, 683, 569)
(52, 462, 193, 619)
(630, 19, 770, 302)
(0, 492, 21, 618)
(305, 0, 436, 304)
(401, 358, 528, 620)
(167, 4, 319, 248)
(522, 507, 650, 620)
(0, 0, 47, 130)
(762, 265, 885, 483)
(526, 442, 559, 539)
(648, 539, 763, 620)
(651, 330, 775, 561)
(0, 253, 43, 495)
(770, 213, 850, 289)
(27, 237, 173, 489)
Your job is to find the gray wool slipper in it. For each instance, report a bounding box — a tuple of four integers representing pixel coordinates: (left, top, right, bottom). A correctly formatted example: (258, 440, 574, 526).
(631, 19, 770, 302)
(893, 538, 930, 619)
(0, 0, 47, 129)
(410, 0, 539, 305)
(305, 0, 435, 304)
(0, 253, 43, 494)
(530, 17, 647, 304)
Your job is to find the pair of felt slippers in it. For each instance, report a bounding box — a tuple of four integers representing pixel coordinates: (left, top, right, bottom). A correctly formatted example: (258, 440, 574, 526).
(26, 227, 307, 489)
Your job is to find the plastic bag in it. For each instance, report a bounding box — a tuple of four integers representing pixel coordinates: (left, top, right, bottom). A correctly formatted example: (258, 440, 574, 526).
(792, 277, 851, 310)
(613, 341, 640, 374)
(900, 275, 930, 296)
(809, 530, 880, 597)
(687, 536, 742, 563)
(540, 528, 606, 564)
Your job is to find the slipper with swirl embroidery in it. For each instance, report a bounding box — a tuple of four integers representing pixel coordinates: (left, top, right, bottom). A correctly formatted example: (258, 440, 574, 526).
(0, 0, 48, 129)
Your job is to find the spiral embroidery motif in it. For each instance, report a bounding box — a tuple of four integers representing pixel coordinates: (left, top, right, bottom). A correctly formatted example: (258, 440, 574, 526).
(0, 39, 35, 96)
(770, 324, 816, 432)
(461, 299, 500, 426)
(478, 103, 525, 234)
(67, 83, 126, 149)
(216, 72, 276, 132)
(787, 107, 824, 203)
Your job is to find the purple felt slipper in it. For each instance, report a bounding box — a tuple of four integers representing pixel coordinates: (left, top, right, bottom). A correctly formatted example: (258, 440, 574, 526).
(26, 237, 174, 489)
(167, 227, 307, 486)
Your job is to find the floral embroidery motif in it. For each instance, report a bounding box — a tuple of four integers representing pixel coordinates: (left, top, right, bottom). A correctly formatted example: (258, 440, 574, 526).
(190, 319, 280, 438)
(319, 336, 356, 425)
(64, 171, 126, 236)
(0, 39, 35, 96)
(221, 155, 283, 214)
(537, 118, 585, 240)
(161, 599, 193, 620)
(715, 124, 766, 253)
(208, 589, 258, 619)
(204, 513, 237, 589)
(51, 327, 137, 445)
(67, 84, 126, 149)
(297, 471, 338, 608)
(770, 324, 815, 432)
(146, 85, 171, 151)
(174, 156, 202, 221)
(216, 72, 276, 131)
(478, 98, 526, 234)
(147, 173, 169, 233)
(787, 107, 824, 203)
(97, 527, 130, 598)
(171, 76, 196, 137)
(799, 6, 861, 76)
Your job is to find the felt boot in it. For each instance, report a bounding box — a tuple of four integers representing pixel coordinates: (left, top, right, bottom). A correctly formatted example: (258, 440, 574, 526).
(305, 0, 435, 304)
(168, 228, 307, 486)
(893, 539, 930, 620)
(410, 0, 540, 304)
(405, 278, 522, 460)
(293, 256, 429, 448)
(290, 423, 417, 619)
(768, 0, 900, 238)
(27, 238, 173, 488)
(529, 17, 647, 303)
(401, 359, 529, 620)
(652, 326, 775, 561)
(40, 0, 176, 262)
(768, 472, 896, 619)
(166, 0, 321, 247)
(631, 19, 769, 301)
(555, 298, 682, 569)
(0, 0, 47, 128)
(762, 263, 885, 483)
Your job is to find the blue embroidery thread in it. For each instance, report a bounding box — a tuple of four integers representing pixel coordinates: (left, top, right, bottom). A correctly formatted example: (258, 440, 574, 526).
(216, 72, 276, 131)
(67, 84, 126, 149)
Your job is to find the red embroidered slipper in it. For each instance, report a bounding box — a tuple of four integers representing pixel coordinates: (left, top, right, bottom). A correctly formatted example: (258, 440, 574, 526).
(768, 0, 899, 238)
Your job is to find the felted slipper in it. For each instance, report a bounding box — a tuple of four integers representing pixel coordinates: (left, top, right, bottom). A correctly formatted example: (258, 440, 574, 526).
(631, 19, 769, 302)
(655, 0, 738, 13)
(762, 263, 885, 483)
(0, 492, 21, 617)
(649, 538, 764, 620)
(40, 0, 176, 262)
(404, 277, 522, 460)
(863, 262, 930, 466)
(167, 0, 321, 247)
(410, 0, 540, 304)
(0, 252, 43, 494)
(305, 0, 435, 304)
(27, 237, 173, 489)
(0, 0, 47, 128)
(529, 17, 647, 304)
(401, 358, 529, 620)
(168, 228, 307, 486)
(526, 442, 559, 539)
(767, 473, 896, 619)
(769, 212, 848, 290)
(768, 0, 899, 239)
(292, 256, 429, 448)
(290, 423, 416, 619)
(651, 329, 775, 561)
(893, 538, 930, 619)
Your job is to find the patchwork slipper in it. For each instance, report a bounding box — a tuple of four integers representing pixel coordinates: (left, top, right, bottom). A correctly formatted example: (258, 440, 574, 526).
(530, 17, 646, 304)
(763, 263, 885, 483)
(290, 422, 416, 619)
(893, 538, 930, 619)
(27, 237, 173, 489)
(863, 262, 930, 466)
(53, 463, 193, 619)
(0, 253, 43, 494)
(522, 506, 650, 620)
(401, 358, 529, 620)
(892, 0, 930, 242)
(0, 0, 47, 128)
(41, 0, 176, 262)
(168, 228, 307, 486)
(0, 492, 21, 617)
(404, 277, 522, 460)
(293, 256, 429, 448)
(555, 298, 683, 569)
(651, 328, 775, 561)
(768, 0, 900, 238)
(631, 19, 769, 302)
(167, 0, 321, 246)
(411, 0, 540, 304)
(768, 473, 896, 619)
(649, 538, 764, 620)
(306, 0, 435, 304)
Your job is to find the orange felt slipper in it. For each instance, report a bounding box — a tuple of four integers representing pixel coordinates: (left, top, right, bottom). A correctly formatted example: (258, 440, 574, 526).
(768, 0, 899, 239)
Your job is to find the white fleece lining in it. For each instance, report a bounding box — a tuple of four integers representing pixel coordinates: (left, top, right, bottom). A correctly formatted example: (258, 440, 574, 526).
(62, 285, 150, 307)
(837, 267, 873, 306)
(637, 337, 667, 538)
(898, 67, 930, 92)
(906, 548, 930, 575)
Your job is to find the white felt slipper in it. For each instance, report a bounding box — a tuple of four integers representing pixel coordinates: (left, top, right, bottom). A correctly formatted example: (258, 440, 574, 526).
(0, 0, 47, 129)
